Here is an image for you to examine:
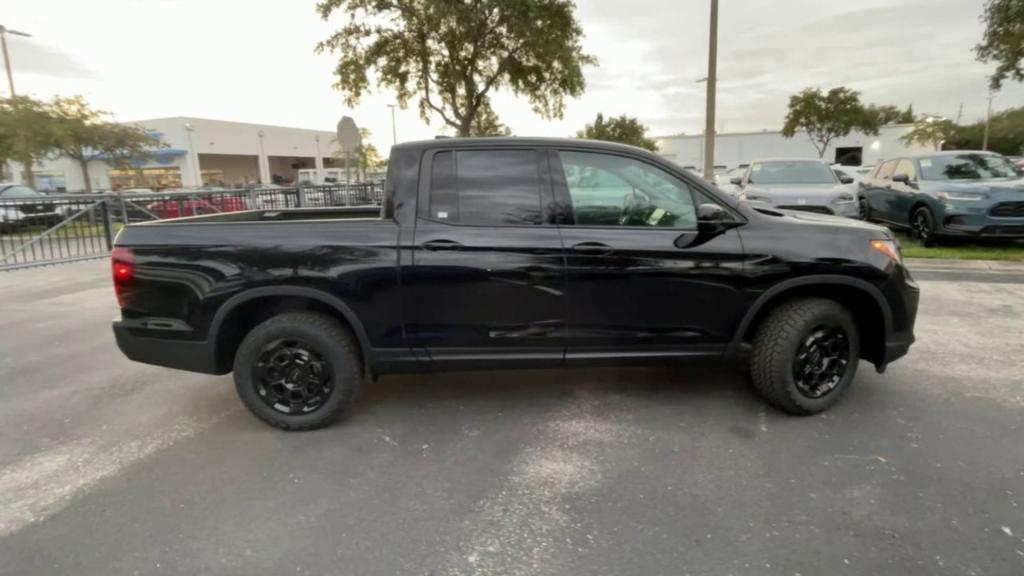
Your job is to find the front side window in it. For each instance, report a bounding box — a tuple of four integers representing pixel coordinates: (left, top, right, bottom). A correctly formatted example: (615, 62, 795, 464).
(747, 161, 837, 185)
(894, 159, 917, 180)
(558, 151, 697, 228)
(426, 150, 542, 225)
(918, 154, 1023, 181)
(875, 160, 897, 179)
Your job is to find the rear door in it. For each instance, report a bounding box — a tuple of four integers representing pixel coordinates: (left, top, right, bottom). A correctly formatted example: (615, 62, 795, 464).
(550, 149, 747, 357)
(402, 148, 566, 366)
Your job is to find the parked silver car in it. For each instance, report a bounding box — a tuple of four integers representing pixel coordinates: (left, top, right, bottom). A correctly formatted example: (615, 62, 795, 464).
(732, 159, 860, 218)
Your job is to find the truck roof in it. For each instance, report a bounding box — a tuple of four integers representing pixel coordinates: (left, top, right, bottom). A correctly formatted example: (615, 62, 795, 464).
(392, 137, 658, 155)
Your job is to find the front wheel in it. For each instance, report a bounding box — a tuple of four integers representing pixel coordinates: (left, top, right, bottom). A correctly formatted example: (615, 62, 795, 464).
(910, 206, 937, 247)
(858, 197, 871, 221)
(750, 298, 860, 415)
(233, 312, 363, 430)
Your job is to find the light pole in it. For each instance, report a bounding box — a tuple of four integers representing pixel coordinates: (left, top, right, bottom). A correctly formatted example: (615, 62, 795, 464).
(184, 122, 201, 188)
(257, 130, 267, 184)
(387, 104, 398, 145)
(0, 25, 30, 97)
(702, 0, 719, 181)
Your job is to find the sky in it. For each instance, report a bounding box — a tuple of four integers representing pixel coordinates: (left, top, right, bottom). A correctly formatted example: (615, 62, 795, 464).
(5, 0, 1021, 154)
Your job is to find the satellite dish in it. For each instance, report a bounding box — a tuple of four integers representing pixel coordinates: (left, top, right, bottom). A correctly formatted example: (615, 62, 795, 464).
(336, 116, 362, 152)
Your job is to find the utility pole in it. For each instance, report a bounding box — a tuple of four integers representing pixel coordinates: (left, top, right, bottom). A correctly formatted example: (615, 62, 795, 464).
(982, 91, 994, 151)
(702, 0, 719, 181)
(0, 25, 31, 97)
(387, 104, 398, 146)
(955, 102, 964, 125)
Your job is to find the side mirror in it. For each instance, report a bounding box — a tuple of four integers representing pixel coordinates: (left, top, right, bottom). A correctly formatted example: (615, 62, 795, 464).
(696, 203, 740, 235)
(729, 177, 744, 186)
(892, 173, 911, 184)
(839, 175, 854, 184)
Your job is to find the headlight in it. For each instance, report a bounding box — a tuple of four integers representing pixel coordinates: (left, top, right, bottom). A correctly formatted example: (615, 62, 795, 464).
(870, 239, 902, 264)
(937, 191, 985, 202)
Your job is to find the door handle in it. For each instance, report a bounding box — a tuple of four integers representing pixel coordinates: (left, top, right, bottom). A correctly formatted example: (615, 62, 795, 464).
(421, 239, 464, 251)
(571, 242, 614, 255)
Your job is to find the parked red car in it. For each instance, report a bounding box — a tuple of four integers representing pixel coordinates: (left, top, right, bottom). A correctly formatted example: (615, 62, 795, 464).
(146, 193, 248, 219)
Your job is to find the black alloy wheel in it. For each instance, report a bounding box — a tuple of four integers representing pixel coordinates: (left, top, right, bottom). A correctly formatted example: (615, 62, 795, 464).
(253, 339, 333, 415)
(910, 206, 936, 247)
(792, 327, 850, 399)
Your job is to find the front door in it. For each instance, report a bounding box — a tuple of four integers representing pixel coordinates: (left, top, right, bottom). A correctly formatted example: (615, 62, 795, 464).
(550, 149, 748, 358)
(402, 148, 566, 367)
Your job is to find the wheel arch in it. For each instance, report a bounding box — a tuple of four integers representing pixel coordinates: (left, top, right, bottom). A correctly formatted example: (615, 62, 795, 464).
(733, 275, 893, 366)
(210, 286, 372, 375)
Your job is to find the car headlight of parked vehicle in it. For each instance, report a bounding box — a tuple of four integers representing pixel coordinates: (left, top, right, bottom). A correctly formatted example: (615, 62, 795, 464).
(869, 238, 903, 265)
(937, 191, 986, 202)
(833, 192, 856, 204)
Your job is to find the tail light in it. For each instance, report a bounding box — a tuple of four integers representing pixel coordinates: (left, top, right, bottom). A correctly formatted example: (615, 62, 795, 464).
(111, 247, 135, 308)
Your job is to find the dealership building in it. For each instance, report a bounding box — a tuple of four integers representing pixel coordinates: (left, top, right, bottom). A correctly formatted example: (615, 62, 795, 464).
(13, 117, 353, 192)
(655, 123, 931, 169)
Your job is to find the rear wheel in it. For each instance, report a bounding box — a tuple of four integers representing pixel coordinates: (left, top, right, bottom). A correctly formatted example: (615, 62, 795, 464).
(233, 312, 362, 430)
(910, 206, 937, 247)
(750, 298, 859, 415)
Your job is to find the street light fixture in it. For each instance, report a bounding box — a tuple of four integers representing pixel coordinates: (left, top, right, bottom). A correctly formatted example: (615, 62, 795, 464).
(0, 24, 32, 97)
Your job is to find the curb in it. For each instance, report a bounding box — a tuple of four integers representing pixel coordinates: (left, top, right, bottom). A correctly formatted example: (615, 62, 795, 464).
(905, 257, 1024, 275)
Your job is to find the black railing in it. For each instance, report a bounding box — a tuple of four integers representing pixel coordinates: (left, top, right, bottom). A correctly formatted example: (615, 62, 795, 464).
(0, 182, 384, 271)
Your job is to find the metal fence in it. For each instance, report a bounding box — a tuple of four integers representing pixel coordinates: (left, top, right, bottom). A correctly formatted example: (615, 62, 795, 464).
(0, 182, 384, 272)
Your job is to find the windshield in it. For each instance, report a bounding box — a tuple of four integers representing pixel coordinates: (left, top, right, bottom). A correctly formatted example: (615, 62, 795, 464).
(918, 154, 1023, 181)
(749, 161, 837, 185)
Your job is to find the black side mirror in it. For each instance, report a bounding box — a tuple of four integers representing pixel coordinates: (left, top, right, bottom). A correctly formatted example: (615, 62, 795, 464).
(729, 177, 744, 186)
(676, 204, 742, 248)
(892, 173, 911, 184)
(839, 175, 854, 184)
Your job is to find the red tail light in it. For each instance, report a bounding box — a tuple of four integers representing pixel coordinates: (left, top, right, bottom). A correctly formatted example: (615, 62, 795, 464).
(111, 247, 135, 308)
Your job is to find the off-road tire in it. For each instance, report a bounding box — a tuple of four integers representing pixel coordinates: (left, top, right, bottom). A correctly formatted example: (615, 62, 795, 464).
(750, 298, 859, 415)
(233, 312, 362, 430)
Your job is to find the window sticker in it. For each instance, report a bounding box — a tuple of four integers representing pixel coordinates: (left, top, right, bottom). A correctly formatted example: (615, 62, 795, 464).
(436, 211, 449, 219)
(647, 207, 667, 226)
(920, 159, 932, 168)
(751, 164, 762, 172)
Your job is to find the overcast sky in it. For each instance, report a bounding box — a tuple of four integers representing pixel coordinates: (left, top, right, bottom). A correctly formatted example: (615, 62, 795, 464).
(6, 0, 1021, 153)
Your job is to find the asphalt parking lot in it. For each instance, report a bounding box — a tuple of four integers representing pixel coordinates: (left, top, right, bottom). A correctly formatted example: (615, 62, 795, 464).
(1, 260, 1022, 576)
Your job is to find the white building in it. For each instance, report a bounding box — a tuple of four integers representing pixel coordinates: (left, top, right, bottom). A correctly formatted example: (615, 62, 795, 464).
(11, 117, 356, 192)
(655, 124, 931, 169)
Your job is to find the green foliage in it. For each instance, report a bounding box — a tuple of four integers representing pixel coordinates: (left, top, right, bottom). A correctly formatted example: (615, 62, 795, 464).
(0, 97, 59, 186)
(900, 119, 960, 151)
(870, 104, 916, 125)
(781, 87, 880, 158)
(576, 113, 658, 151)
(944, 107, 1024, 155)
(469, 97, 512, 136)
(975, 0, 1024, 90)
(50, 96, 160, 192)
(315, 0, 595, 136)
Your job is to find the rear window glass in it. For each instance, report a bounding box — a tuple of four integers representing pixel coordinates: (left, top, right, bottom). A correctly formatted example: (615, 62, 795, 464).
(427, 150, 542, 225)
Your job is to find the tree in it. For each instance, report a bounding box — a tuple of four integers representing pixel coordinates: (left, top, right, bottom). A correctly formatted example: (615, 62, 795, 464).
(99, 123, 164, 178)
(315, 0, 595, 136)
(468, 97, 512, 136)
(576, 113, 658, 151)
(49, 96, 111, 193)
(356, 128, 386, 180)
(975, 0, 1024, 90)
(781, 87, 880, 158)
(870, 104, 916, 125)
(900, 119, 960, 151)
(944, 107, 1024, 154)
(0, 96, 58, 187)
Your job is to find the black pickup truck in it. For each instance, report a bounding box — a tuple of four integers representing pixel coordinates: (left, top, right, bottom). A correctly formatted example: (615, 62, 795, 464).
(112, 137, 919, 430)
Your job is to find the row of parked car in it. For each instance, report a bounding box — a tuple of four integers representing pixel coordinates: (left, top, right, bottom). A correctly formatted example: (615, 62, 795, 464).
(707, 151, 1024, 247)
